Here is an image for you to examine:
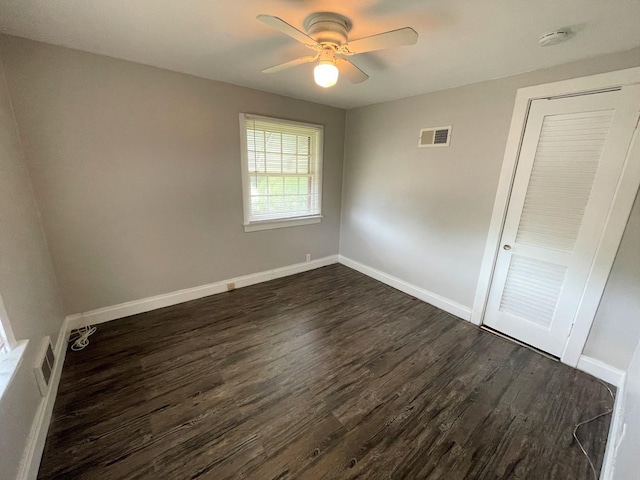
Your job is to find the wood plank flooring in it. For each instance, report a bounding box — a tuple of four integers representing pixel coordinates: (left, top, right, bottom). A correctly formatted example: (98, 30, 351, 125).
(38, 264, 613, 479)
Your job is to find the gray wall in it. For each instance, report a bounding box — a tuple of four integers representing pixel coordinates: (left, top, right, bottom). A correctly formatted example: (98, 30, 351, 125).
(0, 58, 65, 480)
(340, 47, 640, 368)
(0, 31, 637, 480)
(0, 35, 346, 315)
(584, 190, 640, 370)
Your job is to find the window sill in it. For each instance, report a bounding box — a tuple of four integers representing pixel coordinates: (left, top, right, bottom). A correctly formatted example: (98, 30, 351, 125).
(243, 215, 322, 232)
(0, 339, 28, 402)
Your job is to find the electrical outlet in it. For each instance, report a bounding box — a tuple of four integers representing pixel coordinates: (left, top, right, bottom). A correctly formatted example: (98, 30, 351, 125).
(227, 283, 235, 291)
(306, 253, 311, 263)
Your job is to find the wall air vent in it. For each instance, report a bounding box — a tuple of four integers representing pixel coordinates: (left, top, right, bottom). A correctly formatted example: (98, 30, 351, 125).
(419, 126, 452, 148)
(34, 337, 55, 397)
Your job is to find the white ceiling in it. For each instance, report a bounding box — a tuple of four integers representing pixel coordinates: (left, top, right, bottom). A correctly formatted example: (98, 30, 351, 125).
(0, 0, 639, 109)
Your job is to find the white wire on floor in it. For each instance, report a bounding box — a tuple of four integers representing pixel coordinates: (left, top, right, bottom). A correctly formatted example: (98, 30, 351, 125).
(68, 325, 97, 351)
(573, 379, 615, 480)
(63, 319, 611, 478)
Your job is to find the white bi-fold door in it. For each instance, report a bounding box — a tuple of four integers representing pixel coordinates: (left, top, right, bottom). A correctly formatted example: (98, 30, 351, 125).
(483, 85, 640, 357)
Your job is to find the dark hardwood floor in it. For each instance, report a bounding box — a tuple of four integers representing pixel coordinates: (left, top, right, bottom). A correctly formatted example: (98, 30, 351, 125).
(38, 264, 612, 480)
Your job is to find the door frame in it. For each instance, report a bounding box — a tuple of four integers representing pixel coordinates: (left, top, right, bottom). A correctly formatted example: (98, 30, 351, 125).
(471, 67, 640, 367)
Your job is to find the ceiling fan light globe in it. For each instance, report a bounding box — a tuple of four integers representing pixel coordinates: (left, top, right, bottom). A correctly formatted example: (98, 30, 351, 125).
(314, 61, 339, 88)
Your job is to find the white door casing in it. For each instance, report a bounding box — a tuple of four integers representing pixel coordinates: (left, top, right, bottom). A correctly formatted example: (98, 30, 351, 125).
(481, 85, 640, 357)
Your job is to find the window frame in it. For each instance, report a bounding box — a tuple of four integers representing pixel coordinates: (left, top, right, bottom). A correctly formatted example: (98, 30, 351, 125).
(0, 293, 16, 354)
(0, 292, 27, 402)
(239, 113, 324, 232)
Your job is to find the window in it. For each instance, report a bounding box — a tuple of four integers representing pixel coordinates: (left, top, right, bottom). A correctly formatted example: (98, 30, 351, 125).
(239, 114, 323, 232)
(0, 294, 26, 402)
(0, 298, 11, 354)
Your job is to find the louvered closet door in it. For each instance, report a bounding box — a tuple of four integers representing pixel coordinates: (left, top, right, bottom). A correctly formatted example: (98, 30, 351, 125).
(484, 85, 640, 356)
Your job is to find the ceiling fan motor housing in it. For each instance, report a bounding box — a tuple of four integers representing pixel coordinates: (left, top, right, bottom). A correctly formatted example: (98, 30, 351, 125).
(304, 12, 351, 46)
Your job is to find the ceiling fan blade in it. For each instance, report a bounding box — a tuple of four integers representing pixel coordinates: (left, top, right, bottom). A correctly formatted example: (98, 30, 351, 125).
(262, 55, 318, 74)
(342, 27, 418, 55)
(257, 15, 318, 47)
(336, 58, 369, 84)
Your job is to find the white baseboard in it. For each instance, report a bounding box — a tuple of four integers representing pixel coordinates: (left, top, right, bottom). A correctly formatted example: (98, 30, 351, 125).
(600, 372, 627, 480)
(576, 355, 626, 480)
(338, 255, 472, 321)
(18, 256, 339, 478)
(15, 256, 627, 480)
(577, 355, 625, 387)
(67, 255, 339, 330)
(18, 317, 71, 480)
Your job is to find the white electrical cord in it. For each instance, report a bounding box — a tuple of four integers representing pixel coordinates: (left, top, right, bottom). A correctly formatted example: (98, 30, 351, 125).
(68, 325, 97, 351)
(573, 379, 615, 480)
(63, 321, 611, 478)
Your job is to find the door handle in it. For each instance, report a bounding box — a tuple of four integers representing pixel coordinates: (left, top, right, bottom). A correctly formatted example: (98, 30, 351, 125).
(503, 245, 512, 251)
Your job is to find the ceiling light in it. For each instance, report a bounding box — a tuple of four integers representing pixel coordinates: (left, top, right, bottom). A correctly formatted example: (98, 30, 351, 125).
(258, 13, 417, 87)
(314, 61, 339, 88)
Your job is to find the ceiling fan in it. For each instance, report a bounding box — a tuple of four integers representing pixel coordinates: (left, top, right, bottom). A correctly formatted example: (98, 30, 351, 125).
(257, 12, 418, 88)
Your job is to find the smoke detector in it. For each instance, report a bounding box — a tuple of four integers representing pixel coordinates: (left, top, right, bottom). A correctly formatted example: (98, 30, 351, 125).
(539, 30, 571, 47)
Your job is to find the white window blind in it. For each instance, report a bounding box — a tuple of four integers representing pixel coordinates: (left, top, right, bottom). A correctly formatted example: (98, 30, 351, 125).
(240, 114, 323, 226)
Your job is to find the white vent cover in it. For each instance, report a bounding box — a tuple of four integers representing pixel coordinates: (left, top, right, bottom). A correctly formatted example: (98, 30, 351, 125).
(34, 337, 55, 396)
(419, 126, 451, 147)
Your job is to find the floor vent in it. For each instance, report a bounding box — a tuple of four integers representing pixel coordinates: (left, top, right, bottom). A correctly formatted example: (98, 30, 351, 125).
(419, 125, 452, 147)
(34, 337, 55, 396)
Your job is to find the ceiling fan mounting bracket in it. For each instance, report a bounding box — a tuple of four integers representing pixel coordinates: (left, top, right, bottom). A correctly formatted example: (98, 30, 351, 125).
(304, 12, 352, 46)
(317, 46, 337, 63)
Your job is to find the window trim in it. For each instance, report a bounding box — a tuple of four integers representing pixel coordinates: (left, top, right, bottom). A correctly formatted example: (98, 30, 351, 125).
(0, 293, 26, 402)
(243, 215, 323, 232)
(0, 339, 27, 401)
(0, 293, 16, 353)
(239, 113, 324, 232)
